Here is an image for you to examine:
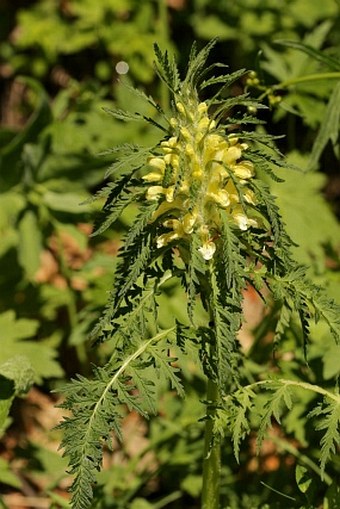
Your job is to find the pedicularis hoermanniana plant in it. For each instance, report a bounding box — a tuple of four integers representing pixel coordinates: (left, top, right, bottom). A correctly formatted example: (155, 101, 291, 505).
(59, 41, 340, 509)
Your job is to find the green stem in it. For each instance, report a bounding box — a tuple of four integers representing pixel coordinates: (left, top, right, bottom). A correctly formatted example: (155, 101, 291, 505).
(153, 490, 182, 509)
(257, 72, 340, 102)
(244, 378, 340, 403)
(202, 377, 221, 509)
(277, 72, 340, 89)
(202, 263, 222, 509)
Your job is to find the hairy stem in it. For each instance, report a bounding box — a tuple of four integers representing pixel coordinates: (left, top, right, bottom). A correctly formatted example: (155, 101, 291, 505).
(201, 262, 224, 508)
(202, 377, 221, 509)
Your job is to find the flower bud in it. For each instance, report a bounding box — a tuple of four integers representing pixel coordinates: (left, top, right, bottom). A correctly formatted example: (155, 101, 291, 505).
(142, 172, 163, 182)
(170, 117, 178, 128)
(180, 127, 191, 141)
(176, 102, 186, 115)
(197, 102, 208, 116)
(148, 157, 166, 171)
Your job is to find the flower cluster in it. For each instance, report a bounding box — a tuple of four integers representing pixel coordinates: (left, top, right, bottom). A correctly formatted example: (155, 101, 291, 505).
(143, 100, 258, 260)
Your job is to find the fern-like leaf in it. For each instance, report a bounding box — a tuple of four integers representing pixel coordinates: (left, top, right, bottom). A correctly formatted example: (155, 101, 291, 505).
(209, 268, 243, 388)
(184, 39, 218, 89)
(58, 328, 176, 509)
(91, 175, 140, 237)
(102, 143, 153, 178)
(199, 68, 247, 91)
(309, 397, 340, 475)
(153, 43, 181, 94)
(256, 381, 293, 450)
(221, 387, 255, 462)
(187, 232, 208, 321)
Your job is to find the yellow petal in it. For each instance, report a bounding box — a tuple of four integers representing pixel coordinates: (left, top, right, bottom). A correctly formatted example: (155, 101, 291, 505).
(185, 144, 195, 156)
(198, 241, 216, 260)
(176, 102, 186, 115)
(170, 117, 178, 128)
(215, 190, 230, 207)
(182, 211, 197, 233)
(206, 184, 230, 207)
(146, 186, 164, 200)
(179, 181, 190, 194)
(161, 137, 179, 152)
(232, 207, 249, 230)
(163, 219, 181, 230)
(152, 197, 185, 221)
(148, 157, 166, 171)
(247, 217, 258, 228)
(233, 160, 254, 179)
(228, 136, 239, 145)
(156, 231, 180, 248)
(197, 102, 208, 116)
(180, 127, 191, 140)
(198, 117, 210, 131)
(224, 145, 242, 165)
(165, 187, 175, 202)
(225, 181, 239, 203)
(142, 172, 163, 182)
(243, 189, 256, 204)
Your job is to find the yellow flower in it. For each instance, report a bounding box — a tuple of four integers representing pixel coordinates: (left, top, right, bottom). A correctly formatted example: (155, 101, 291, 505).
(157, 231, 181, 248)
(142, 172, 163, 183)
(197, 117, 210, 131)
(198, 225, 216, 260)
(176, 102, 186, 115)
(232, 208, 249, 231)
(233, 160, 254, 179)
(164, 153, 179, 168)
(232, 206, 258, 230)
(180, 127, 192, 141)
(207, 178, 231, 207)
(165, 187, 175, 202)
(143, 100, 258, 259)
(244, 189, 256, 205)
(198, 241, 216, 261)
(146, 185, 175, 202)
(197, 102, 208, 116)
(224, 145, 242, 165)
(146, 186, 165, 201)
(157, 217, 188, 248)
(169, 117, 178, 128)
(182, 211, 198, 234)
(152, 197, 187, 221)
(148, 157, 166, 171)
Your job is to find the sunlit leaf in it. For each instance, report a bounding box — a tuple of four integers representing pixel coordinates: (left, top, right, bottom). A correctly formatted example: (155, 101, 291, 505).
(18, 210, 42, 280)
(309, 82, 340, 170)
(295, 464, 313, 494)
(0, 311, 63, 383)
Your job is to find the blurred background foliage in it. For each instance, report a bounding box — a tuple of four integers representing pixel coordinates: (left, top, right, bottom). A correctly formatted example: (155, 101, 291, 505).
(0, 1, 340, 508)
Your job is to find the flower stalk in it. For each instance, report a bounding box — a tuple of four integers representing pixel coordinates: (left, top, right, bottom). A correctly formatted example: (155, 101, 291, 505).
(202, 377, 221, 509)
